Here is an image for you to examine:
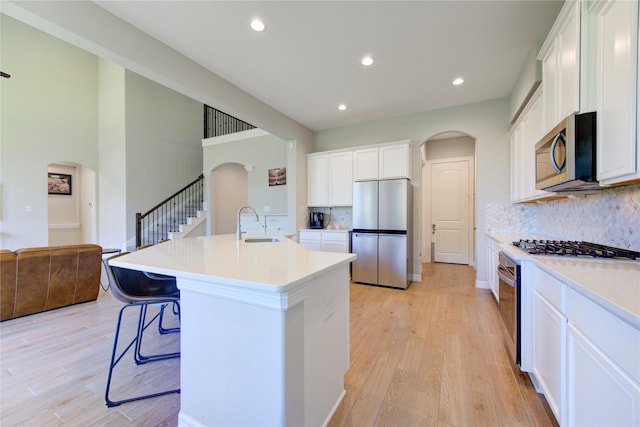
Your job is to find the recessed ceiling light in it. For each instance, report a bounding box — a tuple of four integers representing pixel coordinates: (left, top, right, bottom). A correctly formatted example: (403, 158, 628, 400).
(361, 56, 374, 66)
(250, 19, 265, 32)
(452, 77, 464, 86)
(338, 104, 347, 111)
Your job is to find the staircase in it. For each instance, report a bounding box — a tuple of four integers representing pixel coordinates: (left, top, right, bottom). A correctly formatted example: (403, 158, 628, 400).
(136, 174, 205, 248)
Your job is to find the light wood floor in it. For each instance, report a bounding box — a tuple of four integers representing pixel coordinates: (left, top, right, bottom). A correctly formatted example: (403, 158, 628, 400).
(1, 263, 556, 426)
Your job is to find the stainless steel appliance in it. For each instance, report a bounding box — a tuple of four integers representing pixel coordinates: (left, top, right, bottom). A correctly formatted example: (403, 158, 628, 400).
(535, 111, 599, 192)
(497, 251, 521, 365)
(513, 239, 640, 260)
(351, 179, 412, 289)
(309, 212, 324, 229)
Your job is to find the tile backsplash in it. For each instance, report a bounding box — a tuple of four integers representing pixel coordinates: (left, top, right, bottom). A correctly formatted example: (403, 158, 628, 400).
(305, 207, 353, 230)
(487, 184, 640, 251)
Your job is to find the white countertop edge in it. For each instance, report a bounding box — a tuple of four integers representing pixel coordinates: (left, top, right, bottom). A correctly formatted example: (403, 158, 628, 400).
(487, 232, 640, 328)
(109, 253, 356, 295)
(529, 257, 640, 329)
(177, 275, 309, 311)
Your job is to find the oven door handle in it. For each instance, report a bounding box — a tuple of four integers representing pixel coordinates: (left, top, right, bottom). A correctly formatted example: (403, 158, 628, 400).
(497, 265, 516, 287)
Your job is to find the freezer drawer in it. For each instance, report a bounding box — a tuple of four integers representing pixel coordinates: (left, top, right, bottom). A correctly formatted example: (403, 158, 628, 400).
(378, 234, 408, 289)
(351, 233, 378, 285)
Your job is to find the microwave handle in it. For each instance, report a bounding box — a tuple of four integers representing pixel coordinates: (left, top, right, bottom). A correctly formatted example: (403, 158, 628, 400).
(550, 133, 566, 173)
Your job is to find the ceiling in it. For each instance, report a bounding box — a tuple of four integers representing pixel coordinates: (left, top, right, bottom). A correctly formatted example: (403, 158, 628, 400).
(93, 1, 564, 132)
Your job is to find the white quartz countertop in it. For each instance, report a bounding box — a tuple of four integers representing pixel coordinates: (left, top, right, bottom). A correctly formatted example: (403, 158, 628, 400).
(488, 232, 640, 326)
(109, 234, 355, 292)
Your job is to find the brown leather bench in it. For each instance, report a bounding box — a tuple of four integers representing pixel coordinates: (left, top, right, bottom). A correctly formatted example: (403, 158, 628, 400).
(1, 244, 102, 321)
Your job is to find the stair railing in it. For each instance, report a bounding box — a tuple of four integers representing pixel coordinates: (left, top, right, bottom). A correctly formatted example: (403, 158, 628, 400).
(136, 174, 204, 248)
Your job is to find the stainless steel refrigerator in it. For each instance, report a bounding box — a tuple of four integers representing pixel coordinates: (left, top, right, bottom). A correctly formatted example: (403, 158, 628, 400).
(351, 179, 412, 289)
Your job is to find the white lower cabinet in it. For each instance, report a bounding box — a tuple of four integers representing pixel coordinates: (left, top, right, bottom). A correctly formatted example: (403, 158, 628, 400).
(566, 323, 640, 427)
(532, 291, 566, 424)
(527, 264, 640, 427)
(485, 236, 499, 302)
(299, 230, 349, 253)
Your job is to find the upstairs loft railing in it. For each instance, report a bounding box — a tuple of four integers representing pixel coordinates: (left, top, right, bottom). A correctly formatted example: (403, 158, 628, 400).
(136, 174, 204, 248)
(204, 105, 255, 137)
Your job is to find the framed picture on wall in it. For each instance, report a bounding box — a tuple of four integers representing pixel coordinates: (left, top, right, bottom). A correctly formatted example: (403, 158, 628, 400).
(48, 173, 72, 195)
(268, 168, 286, 186)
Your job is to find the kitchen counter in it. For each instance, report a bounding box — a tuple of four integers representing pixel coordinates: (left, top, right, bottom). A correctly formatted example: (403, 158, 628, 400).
(488, 232, 640, 327)
(110, 234, 356, 427)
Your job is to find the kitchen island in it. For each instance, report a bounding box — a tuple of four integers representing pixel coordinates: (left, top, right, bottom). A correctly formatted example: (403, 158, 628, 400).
(109, 234, 356, 427)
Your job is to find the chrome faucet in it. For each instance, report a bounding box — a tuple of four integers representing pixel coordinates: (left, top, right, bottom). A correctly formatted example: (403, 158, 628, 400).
(236, 206, 260, 240)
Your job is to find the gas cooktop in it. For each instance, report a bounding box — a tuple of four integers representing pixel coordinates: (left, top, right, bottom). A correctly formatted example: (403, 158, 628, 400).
(513, 239, 640, 260)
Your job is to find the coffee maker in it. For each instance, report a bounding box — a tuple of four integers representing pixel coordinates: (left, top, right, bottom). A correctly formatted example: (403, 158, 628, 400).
(309, 212, 324, 229)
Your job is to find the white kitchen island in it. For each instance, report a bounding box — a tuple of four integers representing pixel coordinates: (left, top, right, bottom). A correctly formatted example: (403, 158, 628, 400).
(109, 234, 356, 427)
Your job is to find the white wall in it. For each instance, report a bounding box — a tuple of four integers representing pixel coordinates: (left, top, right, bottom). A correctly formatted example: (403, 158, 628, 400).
(98, 59, 127, 250)
(1, 15, 207, 251)
(0, 15, 99, 250)
(124, 71, 203, 242)
(2, 0, 313, 234)
(314, 98, 512, 286)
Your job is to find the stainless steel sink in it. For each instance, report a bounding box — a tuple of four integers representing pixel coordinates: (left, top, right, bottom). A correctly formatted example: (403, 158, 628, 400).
(244, 237, 281, 243)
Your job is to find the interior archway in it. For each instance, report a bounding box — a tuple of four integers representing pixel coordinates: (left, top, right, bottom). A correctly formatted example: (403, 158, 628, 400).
(47, 162, 97, 245)
(210, 163, 248, 234)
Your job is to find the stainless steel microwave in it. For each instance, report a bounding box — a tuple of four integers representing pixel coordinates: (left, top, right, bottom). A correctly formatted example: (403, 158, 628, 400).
(535, 112, 599, 192)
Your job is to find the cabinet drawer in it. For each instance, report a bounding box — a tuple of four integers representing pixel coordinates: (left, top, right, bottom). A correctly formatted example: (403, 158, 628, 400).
(299, 231, 321, 241)
(567, 287, 640, 382)
(533, 266, 565, 312)
(321, 232, 348, 244)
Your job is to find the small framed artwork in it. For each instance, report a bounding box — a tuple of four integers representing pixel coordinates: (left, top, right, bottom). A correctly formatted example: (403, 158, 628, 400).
(268, 167, 286, 186)
(48, 173, 72, 195)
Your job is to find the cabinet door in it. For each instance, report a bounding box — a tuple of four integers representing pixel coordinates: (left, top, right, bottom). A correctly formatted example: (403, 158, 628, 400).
(511, 121, 524, 202)
(379, 144, 409, 179)
(542, 39, 559, 133)
(532, 291, 566, 424)
(596, 0, 639, 183)
(558, 0, 580, 120)
(353, 148, 379, 181)
(567, 323, 640, 427)
(321, 232, 348, 253)
(307, 155, 329, 206)
(329, 151, 353, 206)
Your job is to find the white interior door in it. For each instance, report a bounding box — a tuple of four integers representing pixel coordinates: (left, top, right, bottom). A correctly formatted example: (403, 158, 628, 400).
(430, 159, 471, 264)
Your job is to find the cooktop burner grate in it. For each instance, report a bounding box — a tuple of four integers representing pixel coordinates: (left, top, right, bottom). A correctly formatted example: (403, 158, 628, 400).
(513, 239, 640, 260)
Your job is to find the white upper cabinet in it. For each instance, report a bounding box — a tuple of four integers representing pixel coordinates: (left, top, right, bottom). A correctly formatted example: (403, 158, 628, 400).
(379, 144, 410, 179)
(307, 150, 353, 207)
(307, 154, 330, 207)
(539, 0, 581, 134)
(511, 87, 548, 202)
(592, 0, 640, 185)
(329, 151, 353, 206)
(353, 147, 379, 181)
(354, 141, 410, 181)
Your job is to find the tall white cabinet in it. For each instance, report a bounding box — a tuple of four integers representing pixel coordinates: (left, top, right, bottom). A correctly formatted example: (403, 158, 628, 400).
(592, 0, 640, 185)
(539, 0, 581, 134)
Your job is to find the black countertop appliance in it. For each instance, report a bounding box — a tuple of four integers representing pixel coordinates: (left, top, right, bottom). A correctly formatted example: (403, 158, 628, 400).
(310, 212, 324, 229)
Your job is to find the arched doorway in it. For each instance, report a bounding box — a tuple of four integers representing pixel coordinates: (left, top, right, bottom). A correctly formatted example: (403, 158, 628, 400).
(420, 132, 476, 266)
(47, 162, 97, 245)
(209, 163, 248, 234)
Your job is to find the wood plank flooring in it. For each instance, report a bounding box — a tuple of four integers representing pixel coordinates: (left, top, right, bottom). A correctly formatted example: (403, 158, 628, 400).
(1, 263, 557, 426)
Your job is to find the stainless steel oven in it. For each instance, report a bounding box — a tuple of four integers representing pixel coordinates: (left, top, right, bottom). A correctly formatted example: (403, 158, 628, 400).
(498, 251, 521, 365)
